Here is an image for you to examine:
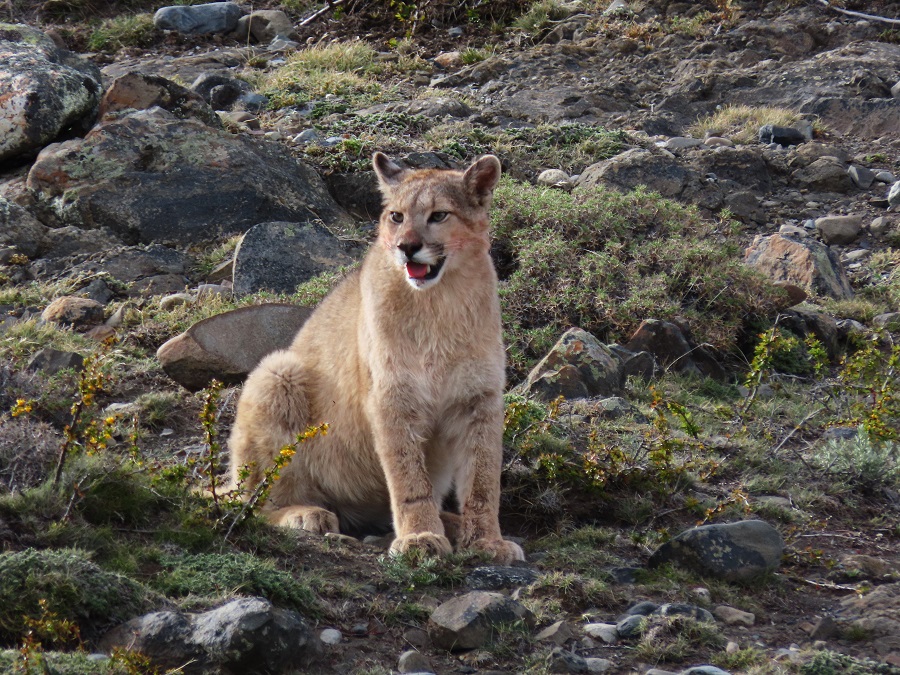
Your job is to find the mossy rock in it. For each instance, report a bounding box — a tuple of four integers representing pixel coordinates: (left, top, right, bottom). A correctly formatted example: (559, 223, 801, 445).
(0, 548, 159, 646)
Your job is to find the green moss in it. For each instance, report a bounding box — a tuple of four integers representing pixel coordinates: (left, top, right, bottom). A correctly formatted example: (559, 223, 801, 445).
(0, 548, 156, 645)
(152, 553, 320, 615)
(801, 650, 900, 675)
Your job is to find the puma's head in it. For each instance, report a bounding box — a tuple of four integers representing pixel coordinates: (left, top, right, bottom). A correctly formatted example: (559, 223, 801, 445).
(372, 152, 501, 290)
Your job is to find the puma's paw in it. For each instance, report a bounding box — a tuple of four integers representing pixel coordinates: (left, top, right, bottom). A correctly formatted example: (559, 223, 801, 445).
(276, 506, 340, 534)
(465, 538, 525, 565)
(389, 532, 453, 559)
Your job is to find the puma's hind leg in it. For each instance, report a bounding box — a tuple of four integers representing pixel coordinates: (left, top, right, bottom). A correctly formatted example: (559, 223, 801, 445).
(229, 349, 339, 533)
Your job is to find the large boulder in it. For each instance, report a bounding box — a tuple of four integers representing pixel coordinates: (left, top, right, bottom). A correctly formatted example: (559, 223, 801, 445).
(98, 72, 221, 127)
(101, 597, 321, 674)
(157, 304, 312, 390)
(518, 327, 622, 402)
(576, 149, 689, 197)
(428, 591, 535, 651)
(0, 24, 102, 162)
(232, 221, 358, 296)
(153, 2, 243, 35)
(648, 520, 784, 582)
(744, 234, 853, 300)
(26, 108, 351, 245)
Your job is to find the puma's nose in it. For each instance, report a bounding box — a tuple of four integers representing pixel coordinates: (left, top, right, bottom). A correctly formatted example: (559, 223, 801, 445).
(397, 241, 423, 260)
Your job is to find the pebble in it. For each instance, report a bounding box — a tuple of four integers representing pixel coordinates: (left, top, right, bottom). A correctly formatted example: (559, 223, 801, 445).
(320, 628, 342, 644)
(583, 623, 617, 644)
(585, 657, 613, 672)
(703, 136, 733, 147)
(712, 605, 755, 627)
(875, 171, 895, 183)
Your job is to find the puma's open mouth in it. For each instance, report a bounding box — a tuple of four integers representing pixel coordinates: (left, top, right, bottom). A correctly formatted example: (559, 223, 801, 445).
(406, 257, 445, 281)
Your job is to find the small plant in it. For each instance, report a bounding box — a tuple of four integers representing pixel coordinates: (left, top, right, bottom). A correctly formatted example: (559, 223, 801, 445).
(812, 426, 899, 491)
(88, 14, 156, 52)
(512, 0, 572, 38)
(689, 104, 808, 144)
(378, 550, 470, 590)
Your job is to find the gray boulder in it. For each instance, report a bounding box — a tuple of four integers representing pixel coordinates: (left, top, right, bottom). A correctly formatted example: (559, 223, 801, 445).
(41, 297, 105, 330)
(102, 597, 321, 674)
(233, 10, 296, 43)
(26, 108, 350, 245)
(465, 566, 539, 591)
(744, 234, 853, 300)
(791, 157, 853, 193)
(648, 520, 784, 582)
(518, 327, 622, 402)
(157, 304, 312, 391)
(889, 181, 900, 207)
(0, 24, 102, 162)
(428, 591, 535, 651)
(576, 149, 689, 198)
(153, 2, 243, 34)
(0, 197, 47, 258)
(27, 348, 85, 375)
(232, 221, 358, 296)
(815, 214, 863, 246)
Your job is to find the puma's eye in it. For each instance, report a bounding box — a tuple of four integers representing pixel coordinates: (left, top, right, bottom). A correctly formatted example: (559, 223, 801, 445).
(390, 211, 404, 224)
(429, 211, 449, 223)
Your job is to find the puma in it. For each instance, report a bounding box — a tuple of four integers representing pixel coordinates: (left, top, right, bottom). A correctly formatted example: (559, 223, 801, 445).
(228, 152, 523, 564)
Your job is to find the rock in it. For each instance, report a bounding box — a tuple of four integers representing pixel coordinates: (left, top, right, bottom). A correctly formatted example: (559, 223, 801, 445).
(758, 125, 805, 146)
(662, 137, 703, 151)
(808, 616, 839, 640)
(614, 614, 646, 639)
(95, 245, 191, 297)
(576, 149, 688, 198)
(724, 191, 765, 224)
(583, 623, 617, 644)
(190, 73, 253, 111)
(874, 313, 900, 330)
(623, 319, 724, 380)
(780, 307, 840, 360)
(585, 657, 613, 673)
(0, 198, 47, 258)
(680, 667, 732, 675)
(848, 166, 876, 189)
(103, 597, 320, 673)
(0, 24, 102, 162)
(870, 216, 893, 237)
(40, 227, 113, 260)
(744, 234, 853, 300)
(893, 80, 900, 99)
(549, 647, 588, 673)
(773, 281, 807, 307)
(159, 293, 194, 310)
(815, 214, 863, 245)
(703, 137, 733, 148)
(653, 603, 714, 623)
(428, 591, 535, 651)
(840, 582, 900, 644)
(648, 520, 784, 582)
(538, 169, 571, 186)
(889, 181, 900, 207)
(323, 171, 382, 221)
(465, 566, 539, 590)
(99, 73, 220, 128)
(27, 348, 85, 375)
(792, 157, 854, 193)
(518, 327, 622, 401)
(153, 2, 243, 34)
(712, 605, 755, 627)
(41, 297, 105, 330)
(535, 620, 575, 646)
(875, 171, 896, 184)
(27, 108, 350, 245)
(234, 10, 296, 43)
(157, 304, 312, 390)
(434, 51, 462, 69)
(232, 221, 357, 296)
(398, 649, 432, 673)
(319, 628, 342, 645)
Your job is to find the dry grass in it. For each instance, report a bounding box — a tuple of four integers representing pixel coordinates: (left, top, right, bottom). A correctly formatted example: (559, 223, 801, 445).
(688, 104, 805, 144)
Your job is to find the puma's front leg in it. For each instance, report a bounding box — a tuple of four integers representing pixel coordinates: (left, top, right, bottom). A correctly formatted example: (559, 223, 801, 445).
(370, 390, 451, 558)
(455, 392, 525, 565)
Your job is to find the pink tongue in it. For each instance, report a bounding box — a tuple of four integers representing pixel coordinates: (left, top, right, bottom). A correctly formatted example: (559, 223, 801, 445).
(406, 262, 429, 279)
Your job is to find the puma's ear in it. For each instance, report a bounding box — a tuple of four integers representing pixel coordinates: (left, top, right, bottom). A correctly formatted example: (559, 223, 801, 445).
(373, 152, 407, 190)
(463, 154, 502, 203)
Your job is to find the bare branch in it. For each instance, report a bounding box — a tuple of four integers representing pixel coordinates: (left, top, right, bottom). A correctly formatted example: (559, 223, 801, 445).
(815, 0, 900, 26)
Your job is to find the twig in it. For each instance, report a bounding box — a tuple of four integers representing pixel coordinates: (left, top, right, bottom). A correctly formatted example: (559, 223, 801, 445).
(794, 532, 858, 539)
(771, 409, 821, 456)
(791, 576, 862, 593)
(299, 0, 345, 27)
(815, 0, 900, 25)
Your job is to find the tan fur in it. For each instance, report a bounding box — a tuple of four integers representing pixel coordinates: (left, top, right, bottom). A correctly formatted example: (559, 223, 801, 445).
(228, 153, 523, 563)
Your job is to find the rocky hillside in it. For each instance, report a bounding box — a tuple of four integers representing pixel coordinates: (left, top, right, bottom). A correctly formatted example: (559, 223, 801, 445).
(1, 0, 899, 673)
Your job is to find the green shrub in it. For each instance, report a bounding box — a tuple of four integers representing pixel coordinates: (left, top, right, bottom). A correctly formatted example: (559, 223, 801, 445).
(0, 548, 156, 645)
(152, 553, 319, 615)
(88, 14, 155, 52)
(491, 180, 784, 376)
(812, 427, 899, 490)
(801, 649, 900, 675)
